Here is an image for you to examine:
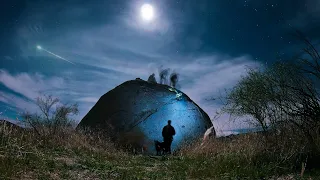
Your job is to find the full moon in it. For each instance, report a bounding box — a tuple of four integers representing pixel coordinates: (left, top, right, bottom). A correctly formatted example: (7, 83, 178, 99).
(140, 4, 154, 21)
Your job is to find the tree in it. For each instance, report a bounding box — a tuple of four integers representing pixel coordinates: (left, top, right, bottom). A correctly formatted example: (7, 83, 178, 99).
(223, 67, 272, 132)
(21, 94, 79, 136)
(222, 30, 320, 167)
(223, 58, 320, 151)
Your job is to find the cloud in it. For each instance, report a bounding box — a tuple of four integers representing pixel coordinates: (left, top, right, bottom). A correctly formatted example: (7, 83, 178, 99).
(1, 52, 258, 134)
(0, 69, 64, 100)
(4, 56, 13, 60)
(168, 55, 259, 133)
(0, 91, 37, 113)
(305, 0, 320, 17)
(1, 0, 261, 134)
(0, 68, 131, 121)
(285, 0, 320, 30)
(0, 70, 68, 118)
(77, 97, 99, 103)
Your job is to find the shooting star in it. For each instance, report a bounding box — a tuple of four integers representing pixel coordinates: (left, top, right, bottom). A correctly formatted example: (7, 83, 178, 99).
(37, 45, 75, 65)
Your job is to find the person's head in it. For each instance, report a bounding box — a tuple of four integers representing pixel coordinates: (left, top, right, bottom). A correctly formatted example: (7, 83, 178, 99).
(168, 120, 171, 125)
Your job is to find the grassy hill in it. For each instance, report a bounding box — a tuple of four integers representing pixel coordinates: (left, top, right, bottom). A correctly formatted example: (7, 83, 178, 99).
(1, 121, 320, 180)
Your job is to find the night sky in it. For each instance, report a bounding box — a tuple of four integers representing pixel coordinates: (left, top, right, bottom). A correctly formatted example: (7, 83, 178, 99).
(1, 0, 319, 135)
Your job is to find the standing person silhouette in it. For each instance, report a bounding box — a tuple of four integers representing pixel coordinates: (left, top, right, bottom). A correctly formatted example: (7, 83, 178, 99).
(162, 120, 176, 154)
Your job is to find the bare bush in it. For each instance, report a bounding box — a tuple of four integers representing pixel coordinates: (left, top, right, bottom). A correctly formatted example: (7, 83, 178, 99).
(21, 94, 79, 136)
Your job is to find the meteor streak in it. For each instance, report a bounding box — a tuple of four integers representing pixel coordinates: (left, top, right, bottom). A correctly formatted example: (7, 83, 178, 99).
(36, 45, 75, 65)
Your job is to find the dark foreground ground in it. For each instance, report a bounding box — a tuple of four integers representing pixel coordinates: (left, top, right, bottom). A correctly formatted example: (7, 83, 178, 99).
(1, 123, 320, 179)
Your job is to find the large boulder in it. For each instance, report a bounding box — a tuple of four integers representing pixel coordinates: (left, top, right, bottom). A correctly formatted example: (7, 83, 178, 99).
(77, 79, 213, 153)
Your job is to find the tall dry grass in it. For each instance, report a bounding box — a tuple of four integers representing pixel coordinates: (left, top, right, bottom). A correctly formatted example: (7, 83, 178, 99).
(1, 120, 320, 179)
(177, 124, 320, 179)
(0, 122, 119, 154)
(0, 121, 125, 179)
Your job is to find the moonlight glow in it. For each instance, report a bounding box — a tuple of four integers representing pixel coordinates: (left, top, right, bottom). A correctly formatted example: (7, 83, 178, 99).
(140, 4, 154, 21)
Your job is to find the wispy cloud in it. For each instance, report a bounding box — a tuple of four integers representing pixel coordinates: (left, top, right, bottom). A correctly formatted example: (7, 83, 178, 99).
(305, 0, 320, 18)
(0, 0, 261, 135)
(286, 0, 320, 30)
(0, 52, 258, 134)
(0, 69, 64, 100)
(3, 56, 13, 60)
(0, 90, 37, 114)
(77, 97, 99, 103)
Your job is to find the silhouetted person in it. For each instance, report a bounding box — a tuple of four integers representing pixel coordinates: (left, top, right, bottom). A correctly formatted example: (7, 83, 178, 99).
(162, 120, 176, 154)
(159, 68, 170, 85)
(147, 73, 157, 83)
(170, 72, 178, 88)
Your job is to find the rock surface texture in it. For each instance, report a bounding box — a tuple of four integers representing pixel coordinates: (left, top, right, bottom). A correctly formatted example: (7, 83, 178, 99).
(77, 79, 214, 153)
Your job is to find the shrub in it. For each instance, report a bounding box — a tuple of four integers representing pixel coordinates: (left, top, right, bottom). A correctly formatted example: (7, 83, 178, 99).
(21, 94, 79, 136)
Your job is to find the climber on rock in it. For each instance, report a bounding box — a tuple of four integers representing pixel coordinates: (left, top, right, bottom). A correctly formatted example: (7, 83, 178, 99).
(162, 120, 176, 154)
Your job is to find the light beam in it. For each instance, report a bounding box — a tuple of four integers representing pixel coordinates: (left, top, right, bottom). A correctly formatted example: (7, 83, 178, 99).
(36, 45, 75, 65)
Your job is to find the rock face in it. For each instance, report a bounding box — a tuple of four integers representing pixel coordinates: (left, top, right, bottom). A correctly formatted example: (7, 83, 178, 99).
(77, 79, 213, 153)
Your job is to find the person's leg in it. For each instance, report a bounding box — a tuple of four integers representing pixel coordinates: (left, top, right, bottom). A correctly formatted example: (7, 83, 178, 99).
(164, 138, 171, 154)
(168, 140, 173, 154)
(163, 138, 168, 153)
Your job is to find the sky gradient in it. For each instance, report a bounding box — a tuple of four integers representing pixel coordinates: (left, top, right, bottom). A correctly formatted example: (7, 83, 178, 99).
(1, 0, 319, 135)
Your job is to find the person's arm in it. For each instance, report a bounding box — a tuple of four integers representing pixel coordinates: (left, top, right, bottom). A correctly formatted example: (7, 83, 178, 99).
(172, 127, 176, 135)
